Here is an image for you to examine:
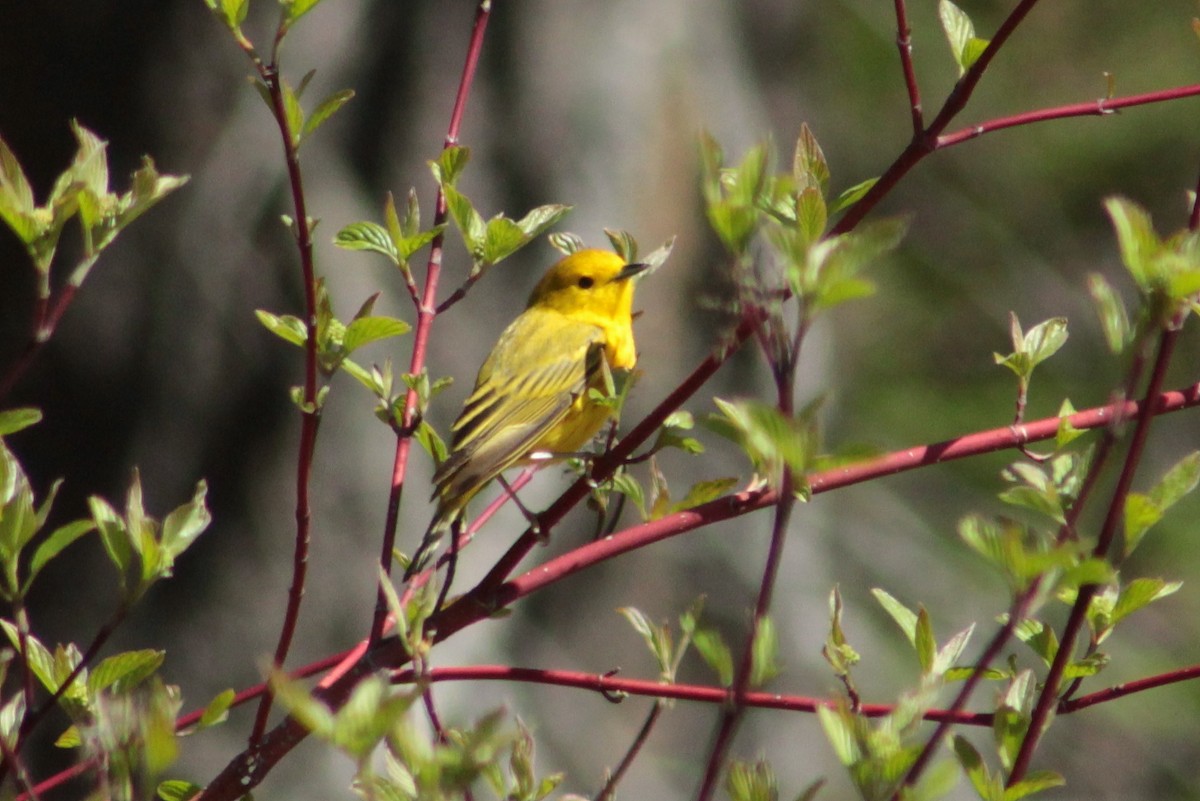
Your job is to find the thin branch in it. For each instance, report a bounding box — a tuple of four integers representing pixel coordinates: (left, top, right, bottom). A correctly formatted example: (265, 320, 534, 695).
(937, 82, 1200, 149)
(892, 0, 923, 135)
(248, 32, 325, 746)
(1062, 663, 1200, 713)
(696, 475, 795, 801)
(371, 0, 493, 644)
(388, 665, 989, 725)
(594, 701, 664, 801)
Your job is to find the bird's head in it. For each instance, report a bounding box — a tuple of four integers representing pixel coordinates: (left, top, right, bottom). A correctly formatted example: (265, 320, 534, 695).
(527, 249, 647, 319)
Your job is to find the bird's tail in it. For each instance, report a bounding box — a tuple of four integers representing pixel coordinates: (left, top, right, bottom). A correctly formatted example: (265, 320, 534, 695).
(402, 508, 456, 582)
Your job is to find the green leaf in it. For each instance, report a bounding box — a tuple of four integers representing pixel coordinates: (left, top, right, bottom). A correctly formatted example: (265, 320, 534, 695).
(443, 185, 485, 256)
(55, 724, 81, 749)
(431, 145, 470, 188)
(334, 221, 400, 264)
(1004, 771, 1065, 801)
(952, 736, 993, 800)
(0, 621, 57, 694)
(343, 316, 411, 354)
(793, 124, 829, 193)
(822, 586, 860, 677)
(280, 80, 304, 149)
(516, 204, 570, 239)
(219, 0, 249, 28)
(750, 616, 781, 687)
(692, 626, 734, 686)
(1062, 652, 1109, 678)
(332, 675, 413, 759)
(0, 135, 38, 245)
(618, 607, 673, 679)
(159, 481, 211, 565)
(871, 588, 918, 646)
(269, 670, 335, 739)
(413, 420, 449, 466)
(255, 309, 308, 347)
(198, 688, 236, 730)
(914, 606, 936, 674)
(794, 187, 827, 248)
(548, 231, 584, 255)
(932, 623, 974, 677)
(1148, 450, 1200, 514)
(726, 759, 778, 801)
(284, 0, 323, 25)
(817, 705, 860, 766)
(830, 177, 878, 216)
(1022, 317, 1069, 368)
(0, 408, 42, 436)
(26, 519, 94, 589)
(1105, 196, 1160, 291)
(940, 0, 987, 75)
(157, 779, 203, 801)
(1012, 618, 1058, 666)
(708, 397, 813, 483)
(1087, 273, 1130, 354)
(1111, 577, 1182, 625)
(482, 217, 527, 265)
(669, 477, 738, 514)
(88, 649, 164, 694)
(89, 495, 133, 585)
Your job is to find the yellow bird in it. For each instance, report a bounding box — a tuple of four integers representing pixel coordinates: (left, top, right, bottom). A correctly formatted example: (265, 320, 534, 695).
(409, 248, 646, 576)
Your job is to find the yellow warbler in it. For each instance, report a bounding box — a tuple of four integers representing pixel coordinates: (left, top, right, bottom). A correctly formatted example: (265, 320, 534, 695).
(409, 248, 645, 574)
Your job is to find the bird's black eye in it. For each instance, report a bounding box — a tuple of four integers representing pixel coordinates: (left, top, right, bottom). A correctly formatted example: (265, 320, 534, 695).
(577, 276, 595, 289)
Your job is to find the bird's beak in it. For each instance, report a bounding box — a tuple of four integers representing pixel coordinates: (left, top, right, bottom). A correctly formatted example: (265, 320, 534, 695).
(617, 262, 649, 281)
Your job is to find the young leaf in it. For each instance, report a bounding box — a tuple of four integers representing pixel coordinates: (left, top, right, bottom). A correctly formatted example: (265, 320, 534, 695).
(1087, 273, 1131, 354)
(793, 124, 830, 193)
(342, 316, 411, 354)
(750, 616, 781, 687)
(255, 309, 308, 347)
(334, 221, 400, 264)
(871, 588, 918, 646)
(88, 649, 164, 694)
(939, 0, 989, 75)
(692, 626, 734, 686)
(302, 89, 354, 143)
(0, 408, 42, 436)
(430, 145, 470, 188)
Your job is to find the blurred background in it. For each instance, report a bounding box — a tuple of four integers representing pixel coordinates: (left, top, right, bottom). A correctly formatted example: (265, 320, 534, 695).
(2, 1, 1199, 798)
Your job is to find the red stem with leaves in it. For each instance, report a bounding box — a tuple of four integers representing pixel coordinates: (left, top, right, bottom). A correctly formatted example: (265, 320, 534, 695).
(229, 25, 325, 749)
(370, 0, 493, 645)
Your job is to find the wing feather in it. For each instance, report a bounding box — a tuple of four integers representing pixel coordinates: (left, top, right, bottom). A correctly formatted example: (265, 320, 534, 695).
(433, 311, 605, 512)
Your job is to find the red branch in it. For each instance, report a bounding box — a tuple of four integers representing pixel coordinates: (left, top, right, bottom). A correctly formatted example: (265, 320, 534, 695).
(247, 48, 325, 748)
(938, 83, 1200, 148)
(390, 665, 990, 725)
(370, 0, 493, 644)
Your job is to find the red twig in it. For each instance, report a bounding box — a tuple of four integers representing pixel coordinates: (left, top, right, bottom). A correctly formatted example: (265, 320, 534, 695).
(388, 665, 989, 725)
(938, 83, 1200, 148)
(370, 0, 493, 645)
(892, 0, 923, 135)
(245, 44, 325, 747)
(1062, 663, 1200, 713)
(595, 701, 664, 801)
(0, 285, 79, 402)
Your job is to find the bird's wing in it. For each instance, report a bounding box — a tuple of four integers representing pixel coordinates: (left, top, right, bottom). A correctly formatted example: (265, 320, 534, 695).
(432, 316, 605, 508)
